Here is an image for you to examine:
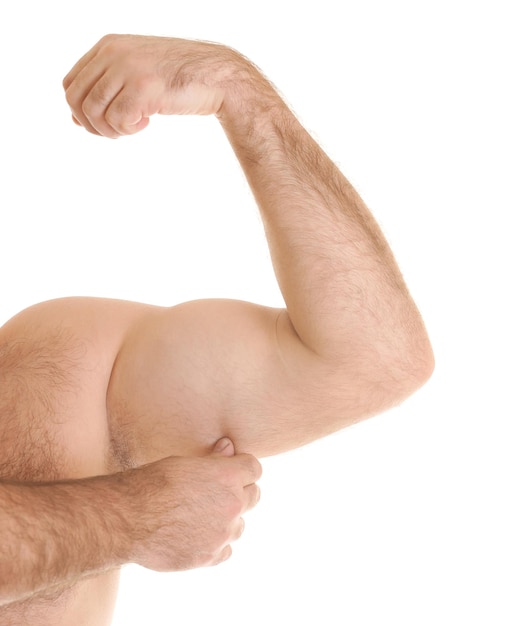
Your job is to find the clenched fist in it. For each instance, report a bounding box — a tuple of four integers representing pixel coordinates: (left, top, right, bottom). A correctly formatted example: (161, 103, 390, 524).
(62, 34, 260, 138)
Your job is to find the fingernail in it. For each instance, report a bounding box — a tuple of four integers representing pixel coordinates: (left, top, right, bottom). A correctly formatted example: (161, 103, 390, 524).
(215, 437, 231, 452)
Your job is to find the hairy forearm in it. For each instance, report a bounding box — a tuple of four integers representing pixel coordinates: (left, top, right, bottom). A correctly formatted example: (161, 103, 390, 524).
(0, 474, 131, 606)
(62, 33, 433, 400)
(218, 65, 433, 380)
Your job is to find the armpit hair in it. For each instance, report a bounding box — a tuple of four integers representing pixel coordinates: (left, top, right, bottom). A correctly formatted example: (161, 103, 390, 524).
(0, 327, 86, 482)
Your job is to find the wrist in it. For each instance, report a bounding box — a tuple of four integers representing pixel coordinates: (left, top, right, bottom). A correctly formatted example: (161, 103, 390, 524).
(217, 50, 284, 126)
(102, 469, 145, 566)
(112, 462, 169, 566)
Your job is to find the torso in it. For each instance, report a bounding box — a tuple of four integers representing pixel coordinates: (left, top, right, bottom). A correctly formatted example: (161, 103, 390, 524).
(0, 297, 163, 626)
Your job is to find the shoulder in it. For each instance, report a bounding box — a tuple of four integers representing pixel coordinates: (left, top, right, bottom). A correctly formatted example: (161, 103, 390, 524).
(0, 296, 161, 361)
(0, 297, 162, 480)
(0, 296, 163, 417)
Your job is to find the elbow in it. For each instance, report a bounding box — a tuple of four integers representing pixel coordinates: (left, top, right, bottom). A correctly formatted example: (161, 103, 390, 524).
(354, 327, 435, 414)
(387, 333, 435, 406)
(418, 342, 435, 387)
(410, 325, 435, 386)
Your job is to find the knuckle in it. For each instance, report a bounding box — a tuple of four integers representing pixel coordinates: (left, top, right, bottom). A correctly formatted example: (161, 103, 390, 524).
(81, 96, 99, 118)
(103, 105, 121, 130)
(240, 454, 262, 482)
(104, 98, 135, 134)
(89, 80, 111, 107)
(98, 33, 122, 49)
(99, 33, 115, 44)
(82, 84, 112, 119)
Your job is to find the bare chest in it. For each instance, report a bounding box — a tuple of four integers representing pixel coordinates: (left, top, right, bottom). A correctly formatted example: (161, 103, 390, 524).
(0, 330, 120, 481)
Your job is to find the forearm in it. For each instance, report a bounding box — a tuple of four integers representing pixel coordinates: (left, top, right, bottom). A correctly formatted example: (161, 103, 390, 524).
(218, 65, 433, 377)
(62, 34, 433, 390)
(0, 473, 131, 606)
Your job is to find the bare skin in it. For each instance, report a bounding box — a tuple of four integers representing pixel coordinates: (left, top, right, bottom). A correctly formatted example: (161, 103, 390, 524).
(0, 34, 434, 625)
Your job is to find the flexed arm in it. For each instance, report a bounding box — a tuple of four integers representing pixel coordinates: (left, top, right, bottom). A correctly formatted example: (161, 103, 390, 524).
(217, 71, 432, 376)
(64, 36, 433, 453)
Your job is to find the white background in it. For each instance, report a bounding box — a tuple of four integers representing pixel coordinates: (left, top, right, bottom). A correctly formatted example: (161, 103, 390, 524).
(1, 1, 505, 624)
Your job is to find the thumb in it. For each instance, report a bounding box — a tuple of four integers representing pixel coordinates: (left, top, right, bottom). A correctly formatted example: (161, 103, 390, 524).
(212, 437, 235, 457)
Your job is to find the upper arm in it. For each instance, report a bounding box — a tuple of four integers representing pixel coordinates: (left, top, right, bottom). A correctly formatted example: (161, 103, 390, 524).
(107, 298, 414, 460)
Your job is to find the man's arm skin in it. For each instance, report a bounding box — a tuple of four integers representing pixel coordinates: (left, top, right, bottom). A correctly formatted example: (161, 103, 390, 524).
(0, 439, 261, 606)
(63, 35, 434, 458)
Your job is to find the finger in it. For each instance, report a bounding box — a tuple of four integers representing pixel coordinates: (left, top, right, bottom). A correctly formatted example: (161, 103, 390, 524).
(235, 453, 263, 484)
(62, 40, 102, 91)
(104, 82, 165, 136)
(65, 66, 112, 136)
(211, 544, 232, 567)
(243, 483, 261, 513)
(231, 517, 246, 542)
(65, 61, 123, 137)
(212, 437, 235, 457)
(82, 75, 126, 138)
(62, 35, 114, 91)
(69, 113, 101, 136)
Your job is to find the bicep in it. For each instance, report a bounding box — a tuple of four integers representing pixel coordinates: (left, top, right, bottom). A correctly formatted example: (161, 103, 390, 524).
(108, 299, 385, 460)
